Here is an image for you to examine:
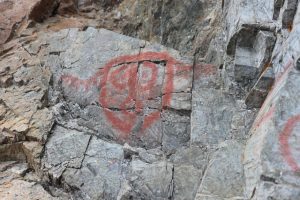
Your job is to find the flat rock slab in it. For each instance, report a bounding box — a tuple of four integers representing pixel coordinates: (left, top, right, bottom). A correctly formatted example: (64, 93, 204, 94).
(195, 140, 245, 200)
(29, 28, 197, 199)
(34, 27, 193, 150)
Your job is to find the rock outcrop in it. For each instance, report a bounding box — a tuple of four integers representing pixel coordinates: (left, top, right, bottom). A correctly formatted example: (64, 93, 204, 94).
(0, 0, 300, 200)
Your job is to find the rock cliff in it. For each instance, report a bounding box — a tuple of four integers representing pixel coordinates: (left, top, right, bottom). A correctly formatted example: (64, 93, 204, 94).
(0, 0, 300, 199)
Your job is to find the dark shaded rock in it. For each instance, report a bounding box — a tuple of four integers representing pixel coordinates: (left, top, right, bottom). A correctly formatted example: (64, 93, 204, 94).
(29, 0, 59, 22)
(282, 0, 299, 29)
(245, 67, 275, 108)
(57, 0, 78, 15)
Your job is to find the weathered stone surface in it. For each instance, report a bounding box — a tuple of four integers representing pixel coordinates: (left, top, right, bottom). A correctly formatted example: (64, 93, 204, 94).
(57, 0, 78, 15)
(118, 0, 222, 57)
(0, 179, 59, 200)
(243, 3, 300, 199)
(170, 146, 208, 200)
(0, 0, 58, 45)
(173, 165, 202, 200)
(62, 137, 124, 199)
(233, 30, 275, 87)
(245, 67, 275, 108)
(162, 120, 190, 153)
(195, 140, 244, 200)
(244, 70, 300, 199)
(0, 38, 53, 177)
(0, 160, 69, 199)
(2, 0, 300, 199)
(281, 0, 299, 29)
(128, 159, 173, 199)
(224, 0, 275, 55)
(38, 28, 193, 152)
(44, 126, 91, 167)
(191, 88, 236, 146)
(22, 141, 43, 174)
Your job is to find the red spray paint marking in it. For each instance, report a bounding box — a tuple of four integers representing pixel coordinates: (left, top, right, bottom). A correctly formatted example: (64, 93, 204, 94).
(252, 105, 275, 130)
(194, 63, 217, 80)
(251, 60, 294, 132)
(279, 115, 300, 172)
(259, 60, 293, 112)
(61, 52, 192, 138)
(275, 60, 293, 86)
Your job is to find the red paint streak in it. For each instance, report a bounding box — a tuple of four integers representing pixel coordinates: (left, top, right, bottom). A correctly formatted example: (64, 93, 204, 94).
(260, 60, 293, 115)
(251, 60, 294, 135)
(174, 65, 193, 79)
(104, 109, 137, 136)
(194, 63, 217, 80)
(142, 112, 161, 130)
(275, 60, 293, 86)
(110, 63, 137, 91)
(61, 73, 100, 91)
(62, 52, 191, 138)
(99, 52, 176, 137)
(138, 61, 158, 91)
(279, 115, 300, 172)
(253, 105, 275, 130)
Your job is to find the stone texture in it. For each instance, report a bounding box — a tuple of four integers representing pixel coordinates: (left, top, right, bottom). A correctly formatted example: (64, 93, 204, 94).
(0, 179, 59, 200)
(245, 67, 275, 108)
(118, 0, 222, 57)
(1, 0, 300, 199)
(170, 146, 208, 200)
(233, 30, 275, 87)
(128, 159, 173, 199)
(0, 161, 69, 199)
(281, 0, 299, 29)
(0, 37, 53, 176)
(195, 141, 244, 200)
(37, 27, 193, 152)
(191, 64, 255, 148)
(224, 0, 275, 55)
(62, 137, 124, 199)
(44, 126, 91, 167)
(191, 88, 236, 146)
(20, 28, 195, 199)
(0, 0, 58, 45)
(244, 15, 300, 199)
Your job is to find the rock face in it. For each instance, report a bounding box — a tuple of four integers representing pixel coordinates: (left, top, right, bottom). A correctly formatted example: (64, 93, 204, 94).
(1, 0, 300, 200)
(220, 0, 300, 199)
(195, 141, 244, 200)
(0, 0, 58, 45)
(242, 2, 300, 199)
(38, 28, 195, 199)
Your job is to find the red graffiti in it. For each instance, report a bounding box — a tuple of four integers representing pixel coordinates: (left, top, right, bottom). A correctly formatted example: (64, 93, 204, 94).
(260, 60, 293, 111)
(194, 63, 217, 80)
(61, 52, 192, 138)
(275, 59, 293, 86)
(279, 115, 300, 172)
(252, 105, 275, 130)
(251, 60, 294, 132)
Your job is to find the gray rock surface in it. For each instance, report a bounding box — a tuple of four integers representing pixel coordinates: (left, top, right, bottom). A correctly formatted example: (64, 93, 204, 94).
(195, 141, 244, 200)
(243, 6, 300, 198)
(1, 0, 300, 199)
(29, 28, 198, 199)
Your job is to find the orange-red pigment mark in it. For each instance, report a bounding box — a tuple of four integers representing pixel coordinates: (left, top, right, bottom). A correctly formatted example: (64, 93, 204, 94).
(279, 115, 300, 172)
(61, 52, 192, 138)
(275, 60, 293, 85)
(194, 63, 217, 80)
(252, 105, 275, 130)
(252, 60, 294, 132)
